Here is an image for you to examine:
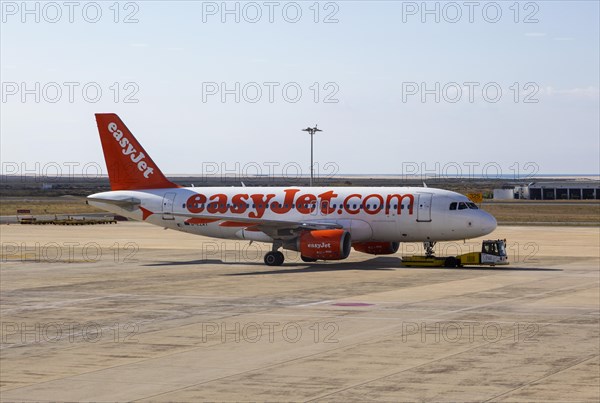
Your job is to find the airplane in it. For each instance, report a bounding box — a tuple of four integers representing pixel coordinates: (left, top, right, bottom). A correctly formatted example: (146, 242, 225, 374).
(88, 114, 497, 266)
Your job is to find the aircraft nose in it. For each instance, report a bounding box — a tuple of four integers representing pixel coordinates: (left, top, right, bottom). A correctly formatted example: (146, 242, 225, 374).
(479, 211, 497, 235)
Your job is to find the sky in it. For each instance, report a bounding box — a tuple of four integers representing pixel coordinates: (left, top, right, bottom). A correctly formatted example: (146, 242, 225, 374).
(1, 0, 599, 179)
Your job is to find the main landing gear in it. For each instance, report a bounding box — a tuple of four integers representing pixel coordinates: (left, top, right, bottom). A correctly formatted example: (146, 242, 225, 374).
(264, 251, 284, 266)
(263, 242, 318, 266)
(264, 242, 284, 266)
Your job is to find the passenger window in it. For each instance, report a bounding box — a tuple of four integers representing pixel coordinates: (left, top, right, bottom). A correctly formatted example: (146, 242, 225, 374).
(449, 202, 457, 210)
(458, 202, 467, 210)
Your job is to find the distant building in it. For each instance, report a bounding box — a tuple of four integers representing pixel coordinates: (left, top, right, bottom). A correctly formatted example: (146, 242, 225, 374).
(493, 188, 514, 200)
(493, 181, 600, 200)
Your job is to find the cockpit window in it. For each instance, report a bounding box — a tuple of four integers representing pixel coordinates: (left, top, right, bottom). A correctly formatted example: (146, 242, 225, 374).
(458, 202, 468, 210)
(449, 202, 457, 210)
(467, 202, 479, 209)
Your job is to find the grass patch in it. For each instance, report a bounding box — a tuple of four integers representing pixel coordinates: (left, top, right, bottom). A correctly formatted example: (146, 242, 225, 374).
(481, 203, 600, 224)
(0, 199, 103, 216)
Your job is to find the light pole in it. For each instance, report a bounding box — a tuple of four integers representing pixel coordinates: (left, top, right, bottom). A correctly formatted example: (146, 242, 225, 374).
(301, 125, 322, 186)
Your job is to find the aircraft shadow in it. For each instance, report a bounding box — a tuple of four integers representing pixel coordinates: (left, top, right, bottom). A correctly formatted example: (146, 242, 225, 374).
(145, 256, 401, 271)
(224, 257, 400, 275)
(228, 263, 562, 276)
(145, 257, 561, 274)
(145, 259, 259, 267)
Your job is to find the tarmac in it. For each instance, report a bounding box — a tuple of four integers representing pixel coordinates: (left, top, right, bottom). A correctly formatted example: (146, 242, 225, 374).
(1, 222, 598, 401)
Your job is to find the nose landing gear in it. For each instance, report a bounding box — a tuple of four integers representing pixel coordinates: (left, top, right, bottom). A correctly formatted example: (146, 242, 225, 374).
(424, 241, 436, 257)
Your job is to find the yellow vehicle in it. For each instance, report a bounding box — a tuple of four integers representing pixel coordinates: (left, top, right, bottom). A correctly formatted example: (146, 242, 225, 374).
(402, 239, 509, 268)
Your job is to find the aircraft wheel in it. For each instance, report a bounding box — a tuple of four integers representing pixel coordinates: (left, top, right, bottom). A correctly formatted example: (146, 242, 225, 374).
(264, 251, 284, 266)
(444, 257, 458, 268)
(301, 255, 317, 263)
(274, 251, 284, 265)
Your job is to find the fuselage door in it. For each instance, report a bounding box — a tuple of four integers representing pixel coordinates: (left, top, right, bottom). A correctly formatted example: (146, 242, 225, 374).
(162, 192, 177, 220)
(416, 193, 433, 222)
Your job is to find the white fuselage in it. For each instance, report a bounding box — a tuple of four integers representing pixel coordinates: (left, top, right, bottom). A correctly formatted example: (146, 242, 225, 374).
(88, 186, 497, 243)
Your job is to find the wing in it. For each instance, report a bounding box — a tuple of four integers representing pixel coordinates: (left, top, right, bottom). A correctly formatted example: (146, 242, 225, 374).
(170, 212, 341, 240)
(88, 194, 342, 240)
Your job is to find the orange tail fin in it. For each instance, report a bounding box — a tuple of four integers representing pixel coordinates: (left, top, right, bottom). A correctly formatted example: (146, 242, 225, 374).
(95, 113, 178, 190)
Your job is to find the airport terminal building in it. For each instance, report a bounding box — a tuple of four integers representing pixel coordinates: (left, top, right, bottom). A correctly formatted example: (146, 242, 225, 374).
(493, 181, 600, 200)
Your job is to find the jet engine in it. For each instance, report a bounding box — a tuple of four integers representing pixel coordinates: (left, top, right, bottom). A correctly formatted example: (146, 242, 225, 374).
(296, 229, 351, 261)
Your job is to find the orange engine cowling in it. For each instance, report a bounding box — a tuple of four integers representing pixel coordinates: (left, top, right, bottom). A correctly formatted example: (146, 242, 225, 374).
(353, 241, 400, 255)
(298, 229, 351, 261)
